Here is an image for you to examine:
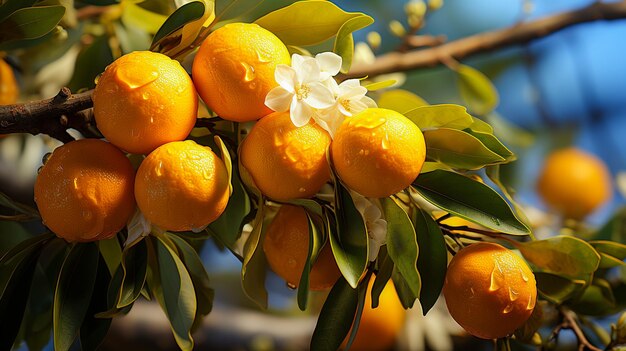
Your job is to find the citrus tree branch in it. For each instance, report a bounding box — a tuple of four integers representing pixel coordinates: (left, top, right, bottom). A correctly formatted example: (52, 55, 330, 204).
(344, 0, 626, 78)
(3, 1, 626, 141)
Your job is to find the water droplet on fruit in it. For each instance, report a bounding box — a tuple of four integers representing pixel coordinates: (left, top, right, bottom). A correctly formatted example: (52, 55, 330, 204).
(381, 132, 390, 150)
(502, 303, 514, 314)
(520, 267, 529, 282)
(241, 62, 256, 82)
(142, 92, 150, 100)
(116, 62, 159, 90)
(82, 210, 93, 220)
(73, 178, 79, 190)
(489, 267, 502, 292)
(150, 117, 154, 123)
(298, 187, 306, 193)
(527, 294, 536, 310)
(508, 287, 519, 301)
(286, 282, 297, 290)
(203, 170, 213, 180)
(155, 161, 163, 177)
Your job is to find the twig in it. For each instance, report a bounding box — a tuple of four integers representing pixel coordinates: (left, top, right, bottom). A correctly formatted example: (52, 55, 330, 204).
(560, 307, 603, 351)
(344, 0, 626, 78)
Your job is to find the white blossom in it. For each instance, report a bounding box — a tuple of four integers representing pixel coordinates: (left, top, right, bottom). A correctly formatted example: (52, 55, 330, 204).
(352, 191, 388, 261)
(125, 208, 151, 247)
(318, 78, 377, 136)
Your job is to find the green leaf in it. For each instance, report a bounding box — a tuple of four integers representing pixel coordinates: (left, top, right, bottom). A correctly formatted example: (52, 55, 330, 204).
(0, 191, 39, 221)
(330, 182, 368, 289)
(53, 242, 100, 351)
(377, 89, 428, 113)
(0, 5, 65, 49)
(486, 165, 533, 235)
(411, 207, 447, 315)
(151, 1, 205, 47)
(297, 212, 324, 311)
(465, 129, 515, 161)
(79, 0, 118, 5)
(214, 135, 233, 195)
(590, 241, 626, 268)
(0, 240, 45, 350)
(419, 161, 451, 173)
(571, 278, 616, 316)
(423, 128, 505, 169)
(343, 277, 369, 350)
(468, 116, 494, 133)
(333, 14, 374, 73)
(593, 207, 626, 242)
(363, 79, 397, 92)
(0, 0, 37, 23)
(535, 272, 586, 304)
(98, 237, 122, 276)
(154, 235, 197, 351)
(412, 170, 530, 235)
(391, 266, 417, 309)
(117, 239, 148, 308)
(167, 234, 214, 330)
(68, 34, 114, 91)
(371, 246, 393, 308)
(310, 277, 358, 351)
(121, 1, 168, 35)
(381, 197, 420, 298)
(241, 198, 268, 309)
(404, 104, 474, 130)
(515, 236, 600, 282)
(255, 0, 367, 46)
(79, 256, 113, 351)
(456, 64, 499, 116)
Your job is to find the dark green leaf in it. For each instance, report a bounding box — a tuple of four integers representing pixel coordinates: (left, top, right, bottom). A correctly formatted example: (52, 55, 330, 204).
(424, 128, 505, 169)
(80, 256, 112, 351)
(98, 237, 122, 276)
(78, 0, 119, 5)
(53, 243, 100, 351)
(592, 207, 626, 242)
(343, 276, 370, 350)
(0, 242, 44, 350)
(117, 239, 148, 308)
(495, 338, 511, 351)
(68, 34, 114, 91)
(404, 104, 473, 130)
(151, 1, 205, 48)
(456, 64, 498, 116)
(590, 241, 626, 269)
(297, 212, 324, 311)
(371, 246, 393, 309)
(333, 15, 374, 73)
(412, 170, 530, 235)
(255, 1, 367, 46)
(330, 182, 368, 288)
(391, 267, 416, 309)
(154, 235, 196, 351)
(515, 236, 600, 282)
(0, 6, 65, 49)
(0, 0, 37, 23)
(167, 234, 215, 330)
(535, 272, 586, 305)
(310, 277, 358, 351)
(381, 197, 420, 298)
(486, 165, 533, 235)
(241, 198, 268, 309)
(412, 207, 447, 314)
(571, 278, 616, 316)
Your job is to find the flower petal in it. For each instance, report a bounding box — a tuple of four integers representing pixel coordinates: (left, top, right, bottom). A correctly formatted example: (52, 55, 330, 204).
(297, 58, 321, 83)
(265, 87, 293, 112)
(316, 52, 342, 79)
(347, 99, 369, 115)
(274, 65, 296, 92)
(304, 82, 335, 109)
(290, 99, 313, 127)
(361, 95, 377, 108)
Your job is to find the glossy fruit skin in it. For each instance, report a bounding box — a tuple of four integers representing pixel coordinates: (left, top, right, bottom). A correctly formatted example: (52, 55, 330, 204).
(331, 108, 426, 198)
(537, 147, 612, 219)
(34, 139, 136, 242)
(93, 51, 198, 155)
(0, 59, 18, 105)
(192, 23, 290, 122)
(263, 205, 341, 290)
(240, 111, 331, 201)
(134, 140, 230, 232)
(443, 242, 537, 340)
(342, 278, 406, 351)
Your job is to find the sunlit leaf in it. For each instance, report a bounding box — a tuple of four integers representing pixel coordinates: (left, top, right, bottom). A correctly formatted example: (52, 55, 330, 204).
(53, 243, 100, 351)
(310, 277, 358, 351)
(363, 79, 397, 92)
(98, 237, 122, 277)
(121, 1, 168, 34)
(333, 15, 374, 73)
(159, 0, 216, 59)
(412, 170, 530, 235)
(151, 1, 205, 47)
(404, 104, 473, 130)
(255, 0, 367, 46)
(377, 89, 428, 113)
(411, 206, 447, 314)
(381, 197, 420, 298)
(423, 128, 505, 169)
(0, 5, 65, 50)
(465, 129, 515, 162)
(456, 64, 498, 116)
(514, 236, 600, 281)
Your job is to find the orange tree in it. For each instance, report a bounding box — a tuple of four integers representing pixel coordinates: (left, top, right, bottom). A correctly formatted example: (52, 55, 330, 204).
(0, 1, 626, 351)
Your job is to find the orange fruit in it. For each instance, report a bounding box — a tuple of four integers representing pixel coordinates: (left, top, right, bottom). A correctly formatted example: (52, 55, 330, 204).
(134, 140, 229, 232)
(331, 108, 426, 198)
(192, 23, 290, 122)
(0, 59, 18, 105)
(537, 148, 612, 219)
(93, 51, 198, 155)
(240, 111, 331, 201)
(263, 205, 341, 290)
(342, 278, 406, 351)
(443, 242, 537, 340)
(34, 139, 135, 242)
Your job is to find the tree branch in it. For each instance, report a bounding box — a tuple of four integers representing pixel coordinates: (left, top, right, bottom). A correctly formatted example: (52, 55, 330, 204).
(3, 1, 626, 140)
(344, 0, 626, 78)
